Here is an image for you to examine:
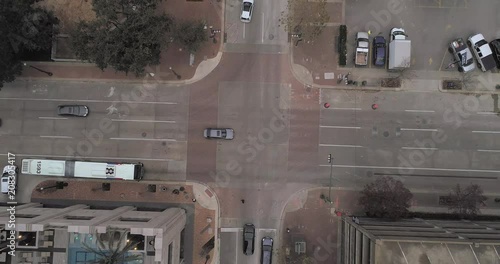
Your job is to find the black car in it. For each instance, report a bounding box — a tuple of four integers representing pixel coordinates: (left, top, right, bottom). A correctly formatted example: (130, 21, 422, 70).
(57, 105, 89, 117)
(372, 36, 386, 67)
(243, 224, 255, 255)
(261, 236, 273, 264)
(490, 39, 500, 68)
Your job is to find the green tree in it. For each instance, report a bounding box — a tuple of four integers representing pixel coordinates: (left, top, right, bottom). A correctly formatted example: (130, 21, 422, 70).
(0, 0, 59, 87)
(279, 0, 329, 40)
(83, 230, 142, 264)
(174, 20, 208, 53)
(448, 184, 487, 218)
(359, 176, 413, 219)
(70, 0, 173, 77)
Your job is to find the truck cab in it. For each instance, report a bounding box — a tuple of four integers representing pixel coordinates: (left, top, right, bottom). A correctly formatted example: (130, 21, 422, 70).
(355, 32, 369, 67)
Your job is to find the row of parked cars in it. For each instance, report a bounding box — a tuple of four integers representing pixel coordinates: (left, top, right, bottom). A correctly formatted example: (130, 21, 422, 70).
(243, 224, 273, 264)
(449, 34, 500, 72)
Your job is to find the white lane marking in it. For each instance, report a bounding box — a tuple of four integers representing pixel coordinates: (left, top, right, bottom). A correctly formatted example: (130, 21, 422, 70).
(400, 128, 438, 132)
(38, 117, 68, 120)
(328, 107, 362, 111)
(261, 12, 265, 43)
(318, 164, 500, 173)
(472, 130, 500, 134)
(404, 110, 435, 113)
(0, 97, 177, 105)
(320, 126, 361, 129)
(319, 144, 363, 148)
(243, 23, 245, 39)
(258, 228, 276, 232)
(220, 228, 242, 232)
(477, 111, 498, 115)
(110, 137, 177, 142)
(401, 147, 438, 150)
(40, 135, 73, 139)
(477, 149, 500, 153)
(111, 119, 176, 124)
(0, 153, 169, 162)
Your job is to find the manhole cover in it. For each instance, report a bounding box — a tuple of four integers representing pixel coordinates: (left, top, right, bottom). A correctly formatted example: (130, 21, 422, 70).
(306, 86, 312, 92)
(269, 34, 274, 40)
(383, 131, 390, 137)
(162, 142, 167, 146)
(142, 132, 147, 137)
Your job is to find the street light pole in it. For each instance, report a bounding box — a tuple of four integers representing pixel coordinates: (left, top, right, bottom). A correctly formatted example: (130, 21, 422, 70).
(168, 67, 181, 80)
(23, 63, 53, 76)
(328, 154, 333, 203)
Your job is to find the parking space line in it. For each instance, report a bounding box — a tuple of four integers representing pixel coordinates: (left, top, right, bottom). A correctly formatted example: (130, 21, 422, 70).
(261, 12, 265, 43)
(258, 228, 276, 232)
(472, 131, 500, 134)
(38, 117, 68, 120)
(40, 135, 73, 139)
(404, 110, 435, 113)
(400, 128, 438, 132)
(110, 137, 177, 141)
(320, 125, 361, 129)
(0, 153, 170, 162)
(319, 144, 363, 148)
(111, 119, 176, 123)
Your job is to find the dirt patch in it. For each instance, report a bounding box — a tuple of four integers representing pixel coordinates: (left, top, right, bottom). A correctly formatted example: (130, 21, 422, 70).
(36, 0, 95, 33)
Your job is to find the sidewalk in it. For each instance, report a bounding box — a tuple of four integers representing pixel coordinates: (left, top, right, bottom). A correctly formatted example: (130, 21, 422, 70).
(278, 186, 500, 263)
(31, 179, 220, 264)
(22, 0, 224, 84)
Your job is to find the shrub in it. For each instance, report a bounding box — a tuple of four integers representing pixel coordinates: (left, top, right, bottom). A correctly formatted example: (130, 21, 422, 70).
(338, 25, 347, 66)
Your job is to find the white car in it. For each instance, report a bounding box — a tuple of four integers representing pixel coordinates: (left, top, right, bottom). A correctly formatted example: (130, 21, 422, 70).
(1, 165, 17, 194)
(204, 128, 234, 140)
(240, 0, 254, 23)
(467, 34, 497, 72)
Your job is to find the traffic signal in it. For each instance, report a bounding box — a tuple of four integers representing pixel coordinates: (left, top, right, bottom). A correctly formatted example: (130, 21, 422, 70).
(327, 154, 332, 163)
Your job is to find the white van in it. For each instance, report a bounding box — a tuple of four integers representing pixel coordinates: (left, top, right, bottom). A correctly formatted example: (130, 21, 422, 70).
(1, 165, 17, 194)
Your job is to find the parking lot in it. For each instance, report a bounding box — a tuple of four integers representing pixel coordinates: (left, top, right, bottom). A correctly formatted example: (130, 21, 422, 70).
(345, 0, 500, 71)
(220, 227, 276, 264)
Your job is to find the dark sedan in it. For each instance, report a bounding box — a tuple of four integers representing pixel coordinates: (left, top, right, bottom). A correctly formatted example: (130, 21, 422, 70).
(372, 36, 386, 67)
(490, 39, 500, 69)
(243, 224, 255, 255)
(57, 105, 89, 117)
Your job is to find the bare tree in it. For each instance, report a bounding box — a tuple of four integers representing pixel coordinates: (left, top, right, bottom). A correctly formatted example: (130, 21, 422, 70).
(359, 176, 413, 219)
(448, 184, 487, 218)
(459, 71, 478, 91)
(83, 229, 142, 264)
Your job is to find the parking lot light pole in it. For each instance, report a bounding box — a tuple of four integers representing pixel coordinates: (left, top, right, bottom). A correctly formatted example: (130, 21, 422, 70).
(328, 154, 333, 204)
(23, 63, 53, 76)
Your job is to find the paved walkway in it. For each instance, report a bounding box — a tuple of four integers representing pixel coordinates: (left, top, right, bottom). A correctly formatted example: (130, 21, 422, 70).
(279, 186, 500, 263)
(31, 179, 220, 264)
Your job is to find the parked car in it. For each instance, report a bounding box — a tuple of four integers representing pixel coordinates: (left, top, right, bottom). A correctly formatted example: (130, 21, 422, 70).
(354, 32, 369, 67)
(372, 36, 386, 67)
(449, 38, 475, 72)
(489, 39, 500, 68)
(243, 224, 255, 255)
(1, 165, 17, 194)
(261, 237, 273, 264)
(203, 128, 234, 140)
(57, 105, 89, 117)
(467, 34, 497, 72)
(240, 0, 254, 23)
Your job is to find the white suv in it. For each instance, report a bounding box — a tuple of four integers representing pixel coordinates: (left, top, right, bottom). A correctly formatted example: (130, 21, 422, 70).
(468, 34, 497, 72)
(240, 0, 254, 23)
